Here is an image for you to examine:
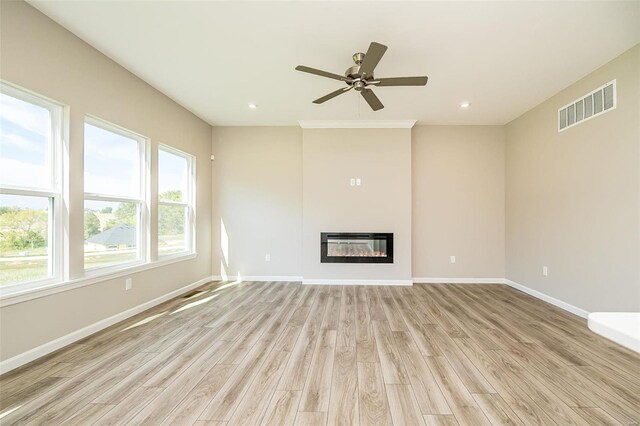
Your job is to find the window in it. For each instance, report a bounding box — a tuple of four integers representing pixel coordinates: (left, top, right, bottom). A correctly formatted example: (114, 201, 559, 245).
(157, 146, 194, 257)
(1, 82, 198, 302)
(0, 84, 64, 288)
(84, 117, 147, 271)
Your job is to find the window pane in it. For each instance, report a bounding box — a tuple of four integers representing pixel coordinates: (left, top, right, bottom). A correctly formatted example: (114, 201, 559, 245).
(158, 204, 187, 256)
(559, 109, 567, 129)
(84, 200, 138, 269)
(0, 194, 50, 285)
(0, 92, 52, 189)
(84, 122, 140, 197)
(159, 149, 188, 202)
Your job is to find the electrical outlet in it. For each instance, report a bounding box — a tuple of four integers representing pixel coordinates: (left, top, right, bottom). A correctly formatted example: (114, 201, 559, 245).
(125, 278, 132, 290)
(265, 253, 271, 262)
(450, 255, 456, 264)
(350, 178, 355, 186)
(542, 266, 548, 276)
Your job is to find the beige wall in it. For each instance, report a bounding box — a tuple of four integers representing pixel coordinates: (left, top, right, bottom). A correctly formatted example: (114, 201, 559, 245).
(302, 128, 412, 281)
(505, 44, 640, 312)
(211, 127, 303, 278)
(412, 126, 506, 279)
(0, 1, 212, 360)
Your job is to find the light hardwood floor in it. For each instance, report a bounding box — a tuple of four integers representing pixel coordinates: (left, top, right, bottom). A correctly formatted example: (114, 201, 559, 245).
(1, 281, 639, 425)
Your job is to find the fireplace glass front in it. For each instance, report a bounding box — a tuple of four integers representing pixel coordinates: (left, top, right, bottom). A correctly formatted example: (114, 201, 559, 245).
(321, 233, 393, 263)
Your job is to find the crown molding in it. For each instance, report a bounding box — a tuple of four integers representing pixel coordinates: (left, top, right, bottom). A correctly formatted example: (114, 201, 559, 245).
(298, 120, 416, 129)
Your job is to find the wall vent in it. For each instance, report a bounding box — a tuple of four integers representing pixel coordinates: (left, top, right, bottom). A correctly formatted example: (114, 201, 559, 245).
(558, 80, 616, 132)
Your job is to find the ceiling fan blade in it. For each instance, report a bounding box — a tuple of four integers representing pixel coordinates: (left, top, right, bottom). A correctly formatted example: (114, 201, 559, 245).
(361, 89, 384, 111)
(373, 76, 429, 86)
(313, 86, 353, 104)
(295, 65, 350, 82)
(359, 42, 388, 78)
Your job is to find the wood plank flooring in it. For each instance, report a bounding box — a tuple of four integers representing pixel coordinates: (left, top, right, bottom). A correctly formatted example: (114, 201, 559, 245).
(1, 281, 639, 425)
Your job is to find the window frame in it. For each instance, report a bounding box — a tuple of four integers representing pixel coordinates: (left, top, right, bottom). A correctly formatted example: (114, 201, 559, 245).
(157, 144, 196, 259)
(0, 82, 66, 293)
(82, 115, 150, 275)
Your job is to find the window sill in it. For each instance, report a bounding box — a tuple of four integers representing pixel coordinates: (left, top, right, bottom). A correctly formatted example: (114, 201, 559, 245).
(157, 251, 193, 262)
(0, 252, 198, 307)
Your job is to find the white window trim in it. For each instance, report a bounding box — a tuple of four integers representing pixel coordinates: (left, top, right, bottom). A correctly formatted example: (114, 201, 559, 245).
(83, 116, 150, 275)
(558, 79, 616, 132)
(157, 144, 196, 259)
(0, 82, 67, 295)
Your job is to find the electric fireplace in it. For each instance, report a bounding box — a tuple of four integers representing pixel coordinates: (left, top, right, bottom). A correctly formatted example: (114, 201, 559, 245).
(321, 232, 393, 263)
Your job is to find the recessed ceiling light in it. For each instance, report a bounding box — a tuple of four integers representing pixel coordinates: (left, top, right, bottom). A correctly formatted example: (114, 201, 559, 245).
(460, 102, 471, 109)
(248, 103, 258, 109)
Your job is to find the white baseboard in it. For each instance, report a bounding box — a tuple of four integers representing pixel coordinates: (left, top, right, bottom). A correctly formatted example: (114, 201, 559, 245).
(211, 275, 303, 282)
(212, 276, 408, 285)
(0, 275, 215, 375)
(302, 279, 413, 286)
(413, 276, 589, 318)
(413, 277, 507, 284)
(504, 279, 589, 318)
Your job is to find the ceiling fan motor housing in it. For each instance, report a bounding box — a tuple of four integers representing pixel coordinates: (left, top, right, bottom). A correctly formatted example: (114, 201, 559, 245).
(345, 65, 361, 79)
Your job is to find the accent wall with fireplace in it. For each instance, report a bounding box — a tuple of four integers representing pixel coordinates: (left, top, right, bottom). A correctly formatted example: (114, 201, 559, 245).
(211, 124, 506, 285)
(301, 127, 412, 284)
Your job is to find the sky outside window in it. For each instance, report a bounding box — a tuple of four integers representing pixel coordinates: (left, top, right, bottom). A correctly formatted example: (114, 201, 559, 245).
(159, 148, 188, 202)
(84, 122, 140, 198)
(0, 92, 52, 194)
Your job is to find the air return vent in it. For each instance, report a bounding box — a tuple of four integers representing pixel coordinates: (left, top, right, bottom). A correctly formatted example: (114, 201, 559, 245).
(558, 80, 616, 132)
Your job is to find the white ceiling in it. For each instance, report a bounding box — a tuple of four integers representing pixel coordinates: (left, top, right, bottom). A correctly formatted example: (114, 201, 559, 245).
(29, 1, 640, 126)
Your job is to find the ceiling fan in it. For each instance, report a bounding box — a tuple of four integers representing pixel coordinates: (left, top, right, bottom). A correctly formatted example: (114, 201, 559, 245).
(295, 42, 428, 111)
